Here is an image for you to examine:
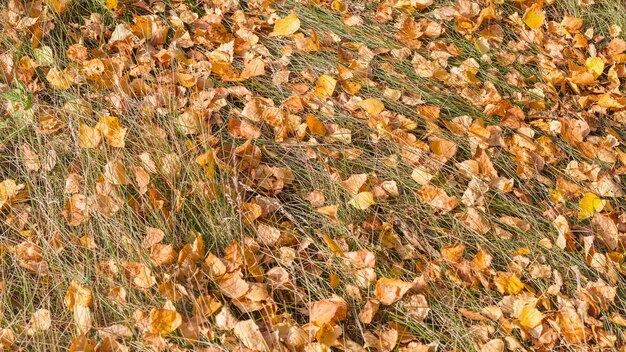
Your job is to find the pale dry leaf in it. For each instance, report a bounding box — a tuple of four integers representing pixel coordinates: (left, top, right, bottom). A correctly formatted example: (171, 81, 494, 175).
(29, 309, 51, 333)
(348, 191, 375, 210)
(233, 319, 266, 350)
(143, 227, 165, 248)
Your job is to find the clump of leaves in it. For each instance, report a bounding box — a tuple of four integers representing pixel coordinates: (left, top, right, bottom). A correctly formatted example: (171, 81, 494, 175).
(2, 0, 626, 350)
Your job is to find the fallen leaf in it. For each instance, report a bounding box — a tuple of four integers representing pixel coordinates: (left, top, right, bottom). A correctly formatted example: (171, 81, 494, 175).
(149, 309, 182, 336)
(29, 309, 51, 333)
(95, 116, 126, 148)
(359, 98, 385, 115)
(376, 278, 413, 305)
(78, 123, 101, 149)
(518, 306, 543, 330)
(143, 227, 165, 248)
(348, 191, 375, 210)
(523, 4, 544, 29)
(578, 192, 606, 219)
(310, 296, 348, 326)
(306, 114, 327, 135)
(103, 160, 128, 185)
(271, 13, 301, 36)
(233, 319, 266, 350)
(314, 75, 337, 99)
(586, 57, 604, 78)
(358, 299, 380, 324)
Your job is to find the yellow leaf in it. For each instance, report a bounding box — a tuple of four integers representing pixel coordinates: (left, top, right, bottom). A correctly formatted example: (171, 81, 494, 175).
(78, 122, 101, 149)
(348, 191, 375, 210)
(271, 13, 301, 36)
(95, 116, 126, 148)
(314, 74, 337, 99)
(518, 306, 544, 330)
(106, 0, 118, 10)
(578, 192, 606, 219)
(493, 272, 524, 295)
(523, 4, 544, 29)
(46, 67, 72, 90)
(585, 57, 605, 78)
(321, 234, 345, 256)
(359, 98, 385, 115)
(47, 0, 72, 14)
(411, 168, 433, 185)
(149, 309, 182, 336)
(597, 93, 626, 109)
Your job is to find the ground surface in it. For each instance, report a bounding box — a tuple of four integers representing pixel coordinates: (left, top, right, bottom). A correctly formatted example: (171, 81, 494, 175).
(1, 0, 626, 351)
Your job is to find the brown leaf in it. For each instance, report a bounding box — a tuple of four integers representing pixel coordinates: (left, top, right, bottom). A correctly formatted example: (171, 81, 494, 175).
(256, 223, 281, 247)
(404, 294, 429, 321)
(122, 262, 156, 289)
(150, 244, 178, 266)
(240, 57, 266, 80)
(15, 241, 49, 275)
(557, 306, 585, 344)
(64, 281, 93, 310)
(417, 184, 459, 214)
(481, 339, 504, 352)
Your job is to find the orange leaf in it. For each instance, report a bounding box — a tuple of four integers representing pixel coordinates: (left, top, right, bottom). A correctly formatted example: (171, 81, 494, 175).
(306, 114, 327, 135)
(375, 278, 413, 305)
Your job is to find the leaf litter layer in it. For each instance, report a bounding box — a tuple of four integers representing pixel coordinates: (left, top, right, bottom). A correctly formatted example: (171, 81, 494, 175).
(1, 0, 626, 351)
